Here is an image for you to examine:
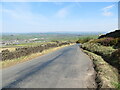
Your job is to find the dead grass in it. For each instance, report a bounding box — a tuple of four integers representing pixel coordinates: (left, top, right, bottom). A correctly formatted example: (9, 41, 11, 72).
(0, 44, 74, 69)
(0, 47, 16, 52)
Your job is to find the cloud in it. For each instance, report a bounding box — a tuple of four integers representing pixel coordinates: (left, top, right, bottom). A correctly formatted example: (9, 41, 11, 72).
(2, 9, 21, 18)
(55, 4, 75, 18)
(102, 11, 113, 16)
(55, 7, 69, 18)
(103, 4, 115, 10)
(2, 6, 49, 33)
(102, 4, 115, 16)
(2, 4, 48, 25)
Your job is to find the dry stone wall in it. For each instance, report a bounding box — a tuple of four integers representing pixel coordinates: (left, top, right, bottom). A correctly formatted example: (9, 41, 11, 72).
(1, 42, 71, 61)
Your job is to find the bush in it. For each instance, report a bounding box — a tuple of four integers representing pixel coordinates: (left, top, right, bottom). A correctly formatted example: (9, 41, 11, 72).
(90, 38, 119, 46)
(110, 49, 120, 69)
(90, 38, 120, 48)
(114, 39, 120, 48)
(1, 49, 14, 60)
(98, 38, 117, 46)
(76, 37, 93, 44)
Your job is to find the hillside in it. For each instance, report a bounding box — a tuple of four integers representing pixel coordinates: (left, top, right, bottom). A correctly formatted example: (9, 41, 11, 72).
(98, 30, 120, 39)
(78, 30, 120, 89)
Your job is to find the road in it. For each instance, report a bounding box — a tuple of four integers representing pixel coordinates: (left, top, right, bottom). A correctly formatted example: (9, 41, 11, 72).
(2, 44, 96, 88)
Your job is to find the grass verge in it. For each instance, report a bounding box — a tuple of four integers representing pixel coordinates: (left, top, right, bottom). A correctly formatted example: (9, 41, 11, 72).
(83, 50, 119, 89)
(81, 42, 116, 57)
(81, 42, 120, 69)
(0, 44, 74, 69)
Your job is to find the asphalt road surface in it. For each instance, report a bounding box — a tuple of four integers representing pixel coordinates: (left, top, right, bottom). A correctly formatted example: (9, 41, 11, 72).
(2, 44, 96, 88)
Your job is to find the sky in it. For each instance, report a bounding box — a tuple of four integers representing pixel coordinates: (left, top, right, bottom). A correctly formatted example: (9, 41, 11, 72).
(0, 2, 118, 33)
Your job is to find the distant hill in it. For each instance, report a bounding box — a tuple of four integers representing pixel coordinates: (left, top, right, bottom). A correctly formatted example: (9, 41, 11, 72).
(98, 30, 120, 39)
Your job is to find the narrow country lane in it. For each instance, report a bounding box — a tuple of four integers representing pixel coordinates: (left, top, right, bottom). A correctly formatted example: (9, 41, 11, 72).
(2, 44, 96, 88)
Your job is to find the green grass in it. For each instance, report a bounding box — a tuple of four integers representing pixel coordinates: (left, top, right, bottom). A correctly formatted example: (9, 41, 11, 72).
(76, 35, 98, 43)
(78, 35, 98, 39)
(81, 42, 120, 68)
(2, 33, 80, 41)
(81, 42, 115, 57)
(112, 82, 120, 89)
(14, 42, 55, 47)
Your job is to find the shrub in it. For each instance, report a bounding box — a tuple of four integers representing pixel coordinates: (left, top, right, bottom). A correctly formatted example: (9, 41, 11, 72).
(110, 49, 120, 69)
(90, 38, 119, 46)
(76, 37, 93, 44)
(114, 38, 120, 48)
(1, 49, 14, 60)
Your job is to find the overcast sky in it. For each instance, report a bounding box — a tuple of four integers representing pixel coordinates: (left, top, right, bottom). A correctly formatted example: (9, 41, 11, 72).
(0, 2, 118, 33)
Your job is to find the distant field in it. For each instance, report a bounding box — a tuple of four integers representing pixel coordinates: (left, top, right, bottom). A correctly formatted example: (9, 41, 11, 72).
(78, 35, 98, 39)
(2, 33, 79, 41)
(1, 33, 101, 52)
(11, 42, 56, 47)
(2, 33, 101, 41)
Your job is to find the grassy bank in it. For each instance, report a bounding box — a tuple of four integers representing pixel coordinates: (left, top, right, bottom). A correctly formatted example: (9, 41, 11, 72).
(81, 42, 115, 57)
(81, 42, 119, 69)
(83, 50, 119, 89)
(79, 30, 120, 89)
(81, 42, 120, 89)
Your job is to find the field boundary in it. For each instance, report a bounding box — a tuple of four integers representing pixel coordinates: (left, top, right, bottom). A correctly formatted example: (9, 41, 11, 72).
(1, 44, 74, 69)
